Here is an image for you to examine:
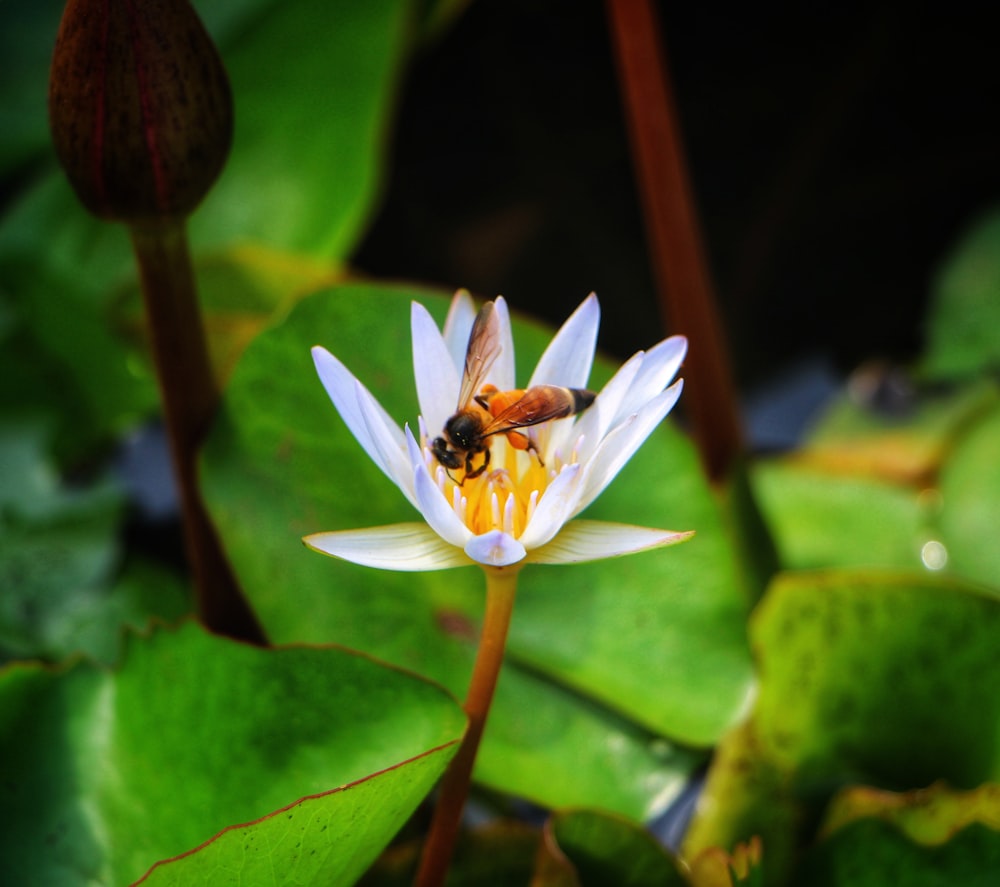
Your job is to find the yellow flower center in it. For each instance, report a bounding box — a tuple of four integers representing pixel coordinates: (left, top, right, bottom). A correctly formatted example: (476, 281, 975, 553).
(423, 429, 580, 539)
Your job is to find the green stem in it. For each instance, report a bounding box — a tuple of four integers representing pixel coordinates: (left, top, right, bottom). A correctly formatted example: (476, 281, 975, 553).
(413, 565, 520, 887)
(129, 218, 265, 644)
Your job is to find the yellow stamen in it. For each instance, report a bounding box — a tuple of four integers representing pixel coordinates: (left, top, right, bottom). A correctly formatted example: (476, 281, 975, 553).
(424, 421, 583, 540)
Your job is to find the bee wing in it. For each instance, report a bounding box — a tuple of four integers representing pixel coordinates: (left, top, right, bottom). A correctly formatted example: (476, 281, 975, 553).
(481, 386, 574, 436)
(457, 301, 503, 408)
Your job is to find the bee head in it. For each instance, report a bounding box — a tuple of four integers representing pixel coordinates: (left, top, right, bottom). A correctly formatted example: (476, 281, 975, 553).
(444, 412, 481, 450)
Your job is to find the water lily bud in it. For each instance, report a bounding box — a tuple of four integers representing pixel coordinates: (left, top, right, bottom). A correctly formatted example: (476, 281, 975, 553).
(49, 0, 233, 222)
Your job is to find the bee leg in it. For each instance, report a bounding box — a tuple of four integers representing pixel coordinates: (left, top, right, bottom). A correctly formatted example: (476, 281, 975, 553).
(506, 430, 546, 467)
(463, 448, 490, 482)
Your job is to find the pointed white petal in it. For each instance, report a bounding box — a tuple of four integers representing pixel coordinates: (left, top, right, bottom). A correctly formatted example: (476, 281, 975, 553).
(304, 524, 471, 571)
(443, 289, 478, 369)
(526, 520, 694, 564)
(412, 302, 461, 436)
(616, 335, 688, 421)
(311, 347, 406, 480)
(528, 293, 600, 389)
(574, 380, 684, 516)
(465, 529, 526, 567)
(356, 384, 416, 505)
(408, 429, 473, 549)
(518, 463, 583, 549)
(491, 296, 516, 390)
(569, 352, 643, 462)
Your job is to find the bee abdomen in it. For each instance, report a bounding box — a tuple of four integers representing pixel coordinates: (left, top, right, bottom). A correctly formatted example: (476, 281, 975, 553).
(568, 388, 596, 413)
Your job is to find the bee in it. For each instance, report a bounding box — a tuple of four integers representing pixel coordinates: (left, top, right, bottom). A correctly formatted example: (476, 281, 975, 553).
(431, 301, 597, 483)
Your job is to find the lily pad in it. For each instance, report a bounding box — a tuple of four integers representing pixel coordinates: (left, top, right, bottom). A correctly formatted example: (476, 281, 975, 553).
(937, 402, 1000, 588)
(752, 571, 1000, 791)
(797, 782, 1000, 887)
(750, 460, 931, 572)
(0, 620, 464, 885)
(534, 809, 687, 887)
(0, 416, 189, 665)
(793, 380, 997, 485)
(818, 782, 1000, 845)
(922, 207, 1000, 380)
(684, 570, 1000, 884)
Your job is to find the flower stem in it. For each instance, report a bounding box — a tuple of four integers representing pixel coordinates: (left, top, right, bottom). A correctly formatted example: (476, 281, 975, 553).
(606, 0, 744, 482)
(129, 218, 265, 644)
(413, 565, 520, 887)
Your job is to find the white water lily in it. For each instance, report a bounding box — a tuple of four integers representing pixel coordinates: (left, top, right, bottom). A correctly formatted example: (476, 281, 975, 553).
(304, 291, 692, 570)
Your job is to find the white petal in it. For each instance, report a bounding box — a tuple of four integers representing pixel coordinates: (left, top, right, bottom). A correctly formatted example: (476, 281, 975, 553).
(354, 385, 416, 505)
(616, 335, 688, 422)
(408, 428, 473, 549)
(574, 380, 684, 516)
(412, 301, 461, 436)
(311, 347, 406, 481)
(443, 289, 478, 369)
(465, 529, 526, 567)
(528, 293, 599, 389)
(304, 524, 471, 571)
(569, 351, 643, 462)
(491, 296, 516, 390)
(526, 520, 694, 564)
(518, 463, 583, 550)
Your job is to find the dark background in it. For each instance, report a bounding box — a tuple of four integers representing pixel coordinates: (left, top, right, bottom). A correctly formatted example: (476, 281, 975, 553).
(354, 0, 1000, 390)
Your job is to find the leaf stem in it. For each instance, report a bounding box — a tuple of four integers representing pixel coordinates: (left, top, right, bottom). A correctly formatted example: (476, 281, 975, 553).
(413, 565, 520, 887)
(606, 0, 744, 482)
(129, 218, 265, 644)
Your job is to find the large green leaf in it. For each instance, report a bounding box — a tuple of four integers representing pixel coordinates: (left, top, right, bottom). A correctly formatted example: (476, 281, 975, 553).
(0, 620, 464, 886)
(534, 809, 688, 887)
(938, 403, 1000, 587)
(750, 461, 930, 572)
(922, 207, 1000, 380)
(752, 571, 1000, 791)
(818, 782, 1000, 845)
(0, 416, 190, 665)
(685, 570, 1000, 885)
(201, 283, 752, 815)
(798, 819, 1000, 887)
(793, 380, 997, 485)
(798, 782, 1000, 887)
(191, 0, 413, 257)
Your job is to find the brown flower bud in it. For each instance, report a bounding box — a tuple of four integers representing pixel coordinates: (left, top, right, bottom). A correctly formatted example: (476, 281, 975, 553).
(49, 0, 233, 222)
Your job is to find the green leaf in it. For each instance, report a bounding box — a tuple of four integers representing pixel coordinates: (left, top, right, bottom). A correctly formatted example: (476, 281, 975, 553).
(752, 571, 1000, 790)
(750, 461, 931, 572)
(201, 283, 749, 816)
(0, 416, 191, 666)
(795, 380, 997, 485)
(0, 620, 464, 886)
(922, 207, 1000, 380)
(684, 571, 1000, 884)
(686, 838, 765, 887)
(818, 782, 1000, 846)
(801, 784, 1000, 884)
(534, 809, 688, 887)
(938, 403, 1000, 588)
(0, 0, 63, 172)
(191, 0, 414, 258)
(681, 720, 799, 886)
